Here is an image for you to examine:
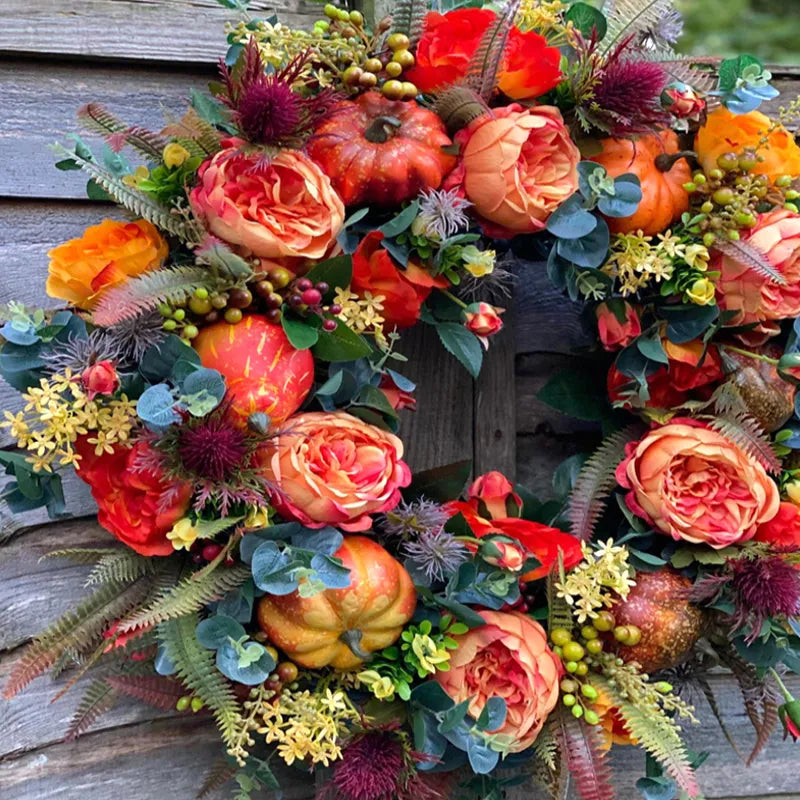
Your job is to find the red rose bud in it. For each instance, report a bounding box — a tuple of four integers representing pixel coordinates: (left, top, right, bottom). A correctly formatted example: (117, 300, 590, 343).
(778, 352, 800, 384)
(480, 537, 527, 572)
(467, 471, 522, 520)
(662, 83, 705, 119)
(81, 359, 120, 400)
(378, 373, 416, 411)
(464, 302, 504, 348)
(780, 699, 800, 741)
(595, 299, 641, 352)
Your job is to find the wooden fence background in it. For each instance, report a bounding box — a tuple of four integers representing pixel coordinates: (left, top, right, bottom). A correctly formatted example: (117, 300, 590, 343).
(1, 2, 799, 798)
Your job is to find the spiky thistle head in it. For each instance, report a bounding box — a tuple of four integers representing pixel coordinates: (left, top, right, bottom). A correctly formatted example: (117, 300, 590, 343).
(382, 498, 450, 540)
(101, 310, 168, 366)
(331, 732, 407, 800)
(417, 189, 473, 240)
(40, 329, 122, 375)
(402, 530, 470, 584)
(218, 39, 337, 147)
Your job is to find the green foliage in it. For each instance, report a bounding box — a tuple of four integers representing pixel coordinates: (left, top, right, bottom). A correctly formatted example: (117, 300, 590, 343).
(66, 678, 119, 741)
(157, 612, 243, 749)
(119, 565, 251, 633)
(85, 550, 154, 587)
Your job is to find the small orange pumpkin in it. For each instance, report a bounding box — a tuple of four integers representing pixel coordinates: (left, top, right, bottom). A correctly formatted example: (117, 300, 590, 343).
(590, 130, 692, 235)
(256, 536, 416, 669)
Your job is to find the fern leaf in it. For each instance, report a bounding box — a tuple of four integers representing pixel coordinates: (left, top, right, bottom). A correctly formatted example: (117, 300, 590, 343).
(389, 0, 429, 47)
(568, 425, 642, 541)
(597, 677, 700, 798)
(158, 612, 242, 749)
(86, 550, 154, 587)
(602, 0, 676, 54)
(532, 720, 559, 772)
(197, 759, 238, 798)
(105, 674, 188, 711)
(41, 547, 123, 566)
(118, 565, 250, 633)
(554, 710, 615, 800)
(93, 265, 212, 326)
(463, 0, 520, 101)
(695, 675, 745, 762)
(714, 239, 787, 286)
(51, 143, 190, 238)
(162, 108, 224, 156)
(78, 103, 168, 161)
(66, 678, 119, 741)
(3, 579, 150, 699)
(708, 412, 782, 474)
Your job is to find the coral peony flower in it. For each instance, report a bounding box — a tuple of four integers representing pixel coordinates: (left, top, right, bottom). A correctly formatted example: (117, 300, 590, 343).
(595, 299, 641, 351)
(46, 219, 168, 309)
(607, 338, 724, 411)
(190, 140, 344, 263)
(755, 501, 800, 547)
(714, 209, 800, 338)
(435, 610, 561, 752)
(258, 411, 411, 532)
(464, 302, 504, 348)
(444, 105, 579, 235)
(81, 360, 120, 400)
(351, 232, 447, 329)
(496, 27, 562, 100)
(616, 418, 780, 548)
(74, 438, 192, 556)
(405, 8, 495, 93)
(695, 107, 800, 184)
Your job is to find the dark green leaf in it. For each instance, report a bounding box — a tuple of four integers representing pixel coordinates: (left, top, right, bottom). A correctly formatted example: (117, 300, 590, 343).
(281, 315, 319, 350)
(379, 201, 420, 238)
(313, 320, 371, 362)
(537, 369, 607, 421)
(304, 255, 353, 296)
(406, 459, 472, 503)
(436, 322, 483, 378)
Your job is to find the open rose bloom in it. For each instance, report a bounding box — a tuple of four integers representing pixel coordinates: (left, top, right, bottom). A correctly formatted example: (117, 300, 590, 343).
(617, 419, 780, 547)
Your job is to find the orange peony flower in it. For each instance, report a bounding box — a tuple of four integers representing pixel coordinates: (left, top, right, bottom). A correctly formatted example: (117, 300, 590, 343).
(351, 232, 447, 329)
(74, 438, 192, 556)
(435, 610, 561, 752)
(714, 209, 800, 339)
(257, 411, 411, 532)
(190, 141, 344, 263)
(695, 107, 800, 184)
(594, 689, 636, 750)
(46, 219, 168, 309)
(616, 418, 780, 548)
(497, 27, 562, 100)
(444, 105, 579, 236)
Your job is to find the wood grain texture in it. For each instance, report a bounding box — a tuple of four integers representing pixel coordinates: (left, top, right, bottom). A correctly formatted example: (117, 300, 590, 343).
(0, 0, 320, 64)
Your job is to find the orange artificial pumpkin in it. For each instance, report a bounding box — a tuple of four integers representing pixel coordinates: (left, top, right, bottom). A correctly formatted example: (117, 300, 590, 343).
(307, 91, 456, 207)
(590, 130, 692, 235)
(193, 314, 313, 427)
(256, 535, 416, 669)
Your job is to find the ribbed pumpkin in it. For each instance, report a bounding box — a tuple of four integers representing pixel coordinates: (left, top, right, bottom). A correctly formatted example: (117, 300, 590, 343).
(256, 536, 416, 669)
(590, 130, 692, 235)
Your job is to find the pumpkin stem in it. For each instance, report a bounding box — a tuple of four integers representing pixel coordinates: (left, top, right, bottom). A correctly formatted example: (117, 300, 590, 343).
(654, 150, 696, 173)
(364, 116, 402, 144)
(339, 629, 372, 662)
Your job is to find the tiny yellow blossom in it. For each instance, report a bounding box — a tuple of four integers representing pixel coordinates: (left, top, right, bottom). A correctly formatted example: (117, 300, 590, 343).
(356, 669, 396, 700)
(122, 164, 150, 188)
(786, 480, 800, 506)
(163, 142, 191, 169)
(333, 286, 386, 335)
(167, 518, 199, 551)
(683, 243, 710, 269)
(461, 245, 496, 278)
(411, 633, 451, 675)
(244, 505, 270, 530)
(686, 277, 716, 306)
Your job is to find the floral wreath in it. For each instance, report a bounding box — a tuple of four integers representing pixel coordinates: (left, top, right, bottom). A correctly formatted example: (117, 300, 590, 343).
(2, 1, 800, 798)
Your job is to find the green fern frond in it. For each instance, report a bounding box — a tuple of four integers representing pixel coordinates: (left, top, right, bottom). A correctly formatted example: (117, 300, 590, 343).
(41, 547, 124, 566)
(568, 425, 642, 541)
(197, 759, 238, 798)
(195, 515, 244, 541)
(85, 551, 154, 587)
(547, 563, 575, 632)
(78, 103, 169, 161)
(555, 710, 615, 800)
(158, 612, 243, 749)
(51, 143, 190, 238)
(532, 721, 559, 771)
(93, 265, 213, 326)
(66, 678, 119, 741)
(596, 677, 700, 797)
(105, 674, 188, 711)
(119, 565, 250, 633)
(3, 579, 150, 699)
(463, 0, 520, 101)
(708, 411, 782, 474)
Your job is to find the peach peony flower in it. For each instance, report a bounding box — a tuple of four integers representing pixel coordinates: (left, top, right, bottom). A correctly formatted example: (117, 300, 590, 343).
(714, 209, 800, 339)
(258, 411, 411, 532)
(435, 610, 561, 752)
(46, 219, 168, 309)
(190, 141, 344, 263)
(695, 107, 800, 184)
(616, 419, 780, 548)
(445, 105, 579, 236)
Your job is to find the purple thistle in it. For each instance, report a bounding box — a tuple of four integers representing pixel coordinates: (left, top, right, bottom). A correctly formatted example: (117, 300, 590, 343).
(331, 733, 406, 800)
(403, 530, 469, 584)
(382, 499, 450, 540)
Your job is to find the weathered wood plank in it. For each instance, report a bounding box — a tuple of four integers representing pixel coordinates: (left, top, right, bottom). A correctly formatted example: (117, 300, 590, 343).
(0, 0, 320, 65)
(0, 62, 206, 199)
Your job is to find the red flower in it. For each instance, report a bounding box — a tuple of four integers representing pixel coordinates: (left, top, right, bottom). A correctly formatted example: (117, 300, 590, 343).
(351, 232, 446, 328)
(465, 302, 504, 348)
(755, 502, 800, 547)
(462, 470, 521, 519)
(378, 373, 416, 411)
(74, 438, 192, 556)
(497, 27, 562, 100)
(595, 300, 641, 352)
(405, 8, 495, 93)
(81, 359, 120, 400)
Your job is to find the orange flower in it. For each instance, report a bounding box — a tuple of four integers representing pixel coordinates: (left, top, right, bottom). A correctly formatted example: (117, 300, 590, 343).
(257, 411, 411, 532)
(190, 141, 344, 263)
(464, 302, 504, 348)
(497, 27, 562, 100)
(435, 610, 561, 752)
(46, 219, 168, 309)
(755, 502, 800, 547)
(445, 105, 579, 235)
(351, 232, 447, 329)
(594, 689, 636, 750)
(695, 107, 800, 184)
